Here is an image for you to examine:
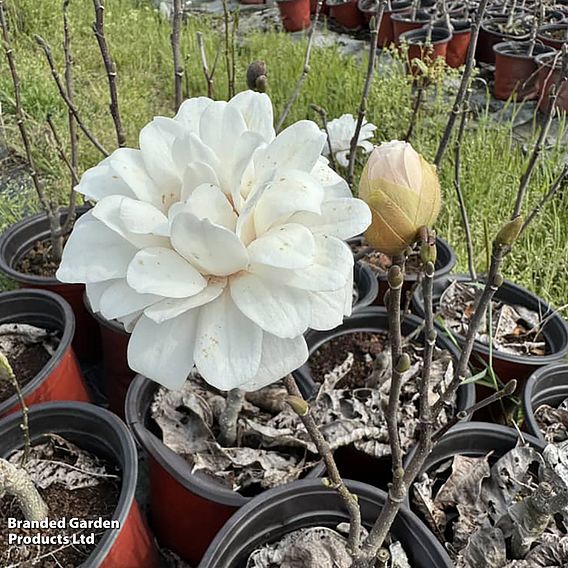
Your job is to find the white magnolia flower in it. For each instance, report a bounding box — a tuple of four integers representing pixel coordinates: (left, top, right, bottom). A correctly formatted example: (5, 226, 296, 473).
(57, 91, 371, 392)
(322, 113, 377, 168)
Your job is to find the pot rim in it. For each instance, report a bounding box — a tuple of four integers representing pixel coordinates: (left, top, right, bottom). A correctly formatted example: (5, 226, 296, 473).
(294, 305, 476, 410)
(83, 292, 126, 336)
(0, 207, 89, 286)
(198, 478, 453, 568)
(412, 273, 568, 364)
(399, 26, 454, 45)
(125, 373, 325, 508)
(353, 262, 380, 310)
(522, 362, 568, 442)
(493, 39, 556, 59)
(391, 10, 433, 23)
(0, 401, 138, 566)
(0, 289, 76, 415)
(481, 16, 531, 38)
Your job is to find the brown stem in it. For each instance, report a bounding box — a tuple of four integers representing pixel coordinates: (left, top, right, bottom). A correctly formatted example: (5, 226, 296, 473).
(217, 388, 244, 448)
(171, 0, 184, 110)
(34, 34, 109, 157)
(284, 375, 362, 552)
(221, 0, 235, 99)
(61, 0, 78, 235)
(276, 0, 323, 132)
(197, 31, 220, 99)
(92, 0, 126, 147)
(404, 80, 425, 142)
(433, 0, 489, 168)
(46, 115, 80, 187)
(310, 103, 337, 170)
(347, 1, 386, 187)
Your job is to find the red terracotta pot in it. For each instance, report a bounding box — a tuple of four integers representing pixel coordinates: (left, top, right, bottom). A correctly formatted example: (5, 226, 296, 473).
(400, 27, 452, 74)
(0, 207, 102, 361)
(359, 0, 412, 45)
(537, 23, 568, 49)
(126, 374, 325, 566)
(277, 0, 311, 31)
(446, 20, 471, 67)
(392, 10, 432, 43)
(0, 402, 159, 567)
(494, 41, 555, 101)
(329, 0, 365, 29)
(536, 51, 568, 112)
(0, 289, 90, 418)
(84, 295, 135, 419)
(477, 17, 531, 64)
(240, 0, 264, 3)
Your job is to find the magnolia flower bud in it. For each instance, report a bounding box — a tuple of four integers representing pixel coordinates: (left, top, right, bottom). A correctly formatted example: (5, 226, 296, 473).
(359, 141, 442, 256)
(246, 60, 268, 93)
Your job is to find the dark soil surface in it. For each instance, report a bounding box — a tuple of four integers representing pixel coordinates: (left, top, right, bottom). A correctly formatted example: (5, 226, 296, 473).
(16, 238, 63, 278)
(0, 338, 52, 404)
(0, 442, 120, 567)
(351, 239, 422, 275)
(309, 331, 389, 388)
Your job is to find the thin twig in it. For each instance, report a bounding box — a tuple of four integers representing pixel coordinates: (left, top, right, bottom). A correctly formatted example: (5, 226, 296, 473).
(92, 0, 126, 147)
(197, 31, 219, 98)
(347, 1, 386, 187)
(34, 34, 109, 157)
(171, 0, 184, 110)
(276, 0, 323, 132)
(221, 0, 234, 99)
(61, 0, 78, 234)
(284, 375, 362, 552)
(520, 164, 568, 235)
(433, 0, 490, 168)
(404, 79, 425, 142)
(310, 103, 337, 170)
(46, 115, 80, 188)
(218, 388, 245, 447)
(453, 96, 476, 280)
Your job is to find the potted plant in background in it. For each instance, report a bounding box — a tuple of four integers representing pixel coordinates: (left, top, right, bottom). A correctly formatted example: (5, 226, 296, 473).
(276, 0, 312, 31)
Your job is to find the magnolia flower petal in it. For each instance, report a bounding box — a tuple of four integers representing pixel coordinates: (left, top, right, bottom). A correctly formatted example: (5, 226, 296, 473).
(144, 276, 226, 324)
(309, 289, 347, 330)
(119, 197, 168, 235)
(99, 280, 161, 320)
(92, 195, 167, 249)
(171, 212, 249, 276)
(118, 311, 143, 333)
(224, 131, 264, 202)
(185, 183, 237, 230)
(86, 280, 117, 312)
(128, 311, 198, 389)
(107, 148, 163, 208)
(127, 247, 207, 298)
(230, 272, 311, 338)
(195, 291, 262, 390)
(359, 140, 374, 152)
(336, 151, 350, 168)
(290, 198, 371, 240)
(77, 158, 135, 201)
(56, 212, 137, 283)
(174, 96, 213, 132)
(255, 120, 326, 181)
(181, 161, 221, 201)
(247, 223, 315, 269)
(228, 90, 275, 142)
(238, 333, 308, 392)
(254, 170, 324, 236)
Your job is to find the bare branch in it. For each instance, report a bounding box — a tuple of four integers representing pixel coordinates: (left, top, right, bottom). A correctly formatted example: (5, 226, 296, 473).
(197, 31, 220, 98)
(310, 103, 337, 170)
(347, 1, 386, 186)
(218, 388, 244, 448)
(276, 0, 323, 132)
(92, 0, 126, 147)
(171, 0, 184, 110)
(46, 115, 80, 188)
(34, 34, 109, 157)
(284, 375, 362, 552)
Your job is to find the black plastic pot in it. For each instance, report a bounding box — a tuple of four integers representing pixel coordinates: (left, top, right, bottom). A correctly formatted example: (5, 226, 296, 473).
(294, 307, 476, 488)
(349, 235, 456, 307)
(523, 362, 568, 442)
(0, 206, 101, 361)
(0, 289, 90, 418)
(412, 274, 568, 388)
(0, 401, 159, 567)
(537, 22, 568, 49)
(198, 479, 454, 568)
(125, 374, 324, 566)
(353, 262, 379, 311)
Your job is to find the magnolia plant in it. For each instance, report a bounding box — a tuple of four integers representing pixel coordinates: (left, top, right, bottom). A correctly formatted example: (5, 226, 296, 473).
(56, 91, 371, 392)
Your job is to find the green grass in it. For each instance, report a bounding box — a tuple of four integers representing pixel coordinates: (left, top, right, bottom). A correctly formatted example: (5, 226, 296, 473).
(1, 0, 567, 308)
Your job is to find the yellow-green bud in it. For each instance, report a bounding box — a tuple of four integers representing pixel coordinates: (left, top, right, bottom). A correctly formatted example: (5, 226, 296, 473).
(286, 395, 309, 416)
(495, 216, 523, 246)
(395, 353, 411, 373)
(388, 265, 404, 289)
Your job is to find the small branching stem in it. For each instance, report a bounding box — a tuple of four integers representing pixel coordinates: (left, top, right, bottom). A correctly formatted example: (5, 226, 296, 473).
(405, 79, 425, 142)
(347, 1, 386, 186)
(310, 104, 337, 170)
(276, 0, 323, 132)
(284, 375, 362, 552)
(92, 0, 126, 147)
(35, 34, 109, 157)
(171, 0, 184, 110)
(197, 31, 220, 99)
(218, 388, 244, 448)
